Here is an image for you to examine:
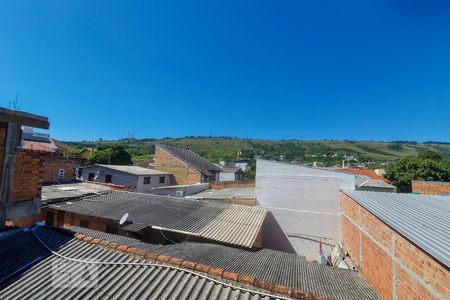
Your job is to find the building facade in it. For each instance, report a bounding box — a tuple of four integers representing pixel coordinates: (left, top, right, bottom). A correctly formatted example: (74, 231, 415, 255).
(218, 166, 244, 181)
(154, 144, 221, 184)
(80, 165, 171, 193)
(341, 190, 449, 300)
(0, 108, 50, 228)
(256, 159, 355, 261)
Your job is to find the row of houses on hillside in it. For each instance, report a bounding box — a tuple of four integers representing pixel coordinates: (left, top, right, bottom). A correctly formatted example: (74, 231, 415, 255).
(1, 107, 449, 300)
(79, 144, 248, 193)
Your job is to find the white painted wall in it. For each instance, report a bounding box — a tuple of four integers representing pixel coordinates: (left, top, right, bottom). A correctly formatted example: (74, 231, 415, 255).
(256, 159, 355, 261)
(219, 172, 236, 181)
(80, 166, 170, 193)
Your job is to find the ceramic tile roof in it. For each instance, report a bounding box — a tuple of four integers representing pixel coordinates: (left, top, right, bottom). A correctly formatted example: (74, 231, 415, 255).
(337, 169, 389, 182)
(65, 226, 379, 300)
(0, 227, 280, 300)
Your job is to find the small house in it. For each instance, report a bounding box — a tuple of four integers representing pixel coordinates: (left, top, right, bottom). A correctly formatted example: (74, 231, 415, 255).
(80, 164, 171, 193)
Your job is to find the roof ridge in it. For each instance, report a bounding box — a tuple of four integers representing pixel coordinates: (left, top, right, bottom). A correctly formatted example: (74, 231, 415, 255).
(69, 228, 330, 300)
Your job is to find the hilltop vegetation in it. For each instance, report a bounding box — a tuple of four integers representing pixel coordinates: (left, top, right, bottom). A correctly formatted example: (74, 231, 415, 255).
(65, 137, 450, 167)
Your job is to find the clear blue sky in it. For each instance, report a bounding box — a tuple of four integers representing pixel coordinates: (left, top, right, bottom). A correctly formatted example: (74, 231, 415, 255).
(1, 1, 449, 142)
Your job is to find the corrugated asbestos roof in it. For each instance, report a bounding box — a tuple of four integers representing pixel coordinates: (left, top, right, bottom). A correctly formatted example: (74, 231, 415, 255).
(342, 190, 450, 267)
(65, 226, 379, 300)
(42, 182, 112, 202)
(158, 144, 221, 176)
(49, 190, 267, 248)
(0, 227, 278, 300)
(94, 164, 170, 175)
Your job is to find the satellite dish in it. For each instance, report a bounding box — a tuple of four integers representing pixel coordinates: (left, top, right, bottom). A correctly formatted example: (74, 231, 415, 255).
(119, 213, 129, 225)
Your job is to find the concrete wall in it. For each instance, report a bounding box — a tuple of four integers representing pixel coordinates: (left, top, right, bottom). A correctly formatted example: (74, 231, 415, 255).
(341, 192, 449, 300)
(80, 166, 170, 193)
(255, 159, 355, 261)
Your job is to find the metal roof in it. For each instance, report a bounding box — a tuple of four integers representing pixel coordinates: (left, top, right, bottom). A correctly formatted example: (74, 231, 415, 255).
(49, 190, 267, 248)
(355, 176, 396, 189)
(90, 164, 170, 176)
(342, 190, 450, 267)
(158, 144, 221, 176)
(0, 227, 279, 299)
(65, 226, 379, 300)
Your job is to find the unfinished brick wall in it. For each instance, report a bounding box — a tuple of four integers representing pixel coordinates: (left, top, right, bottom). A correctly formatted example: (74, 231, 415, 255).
(412, 181, 450, 195)
(341, 192, 449, 300)
(210, 180, 255, 190)
(41, 157, 76, 183)
(12, 150, 44, 202)
(154, 145, 201, 184)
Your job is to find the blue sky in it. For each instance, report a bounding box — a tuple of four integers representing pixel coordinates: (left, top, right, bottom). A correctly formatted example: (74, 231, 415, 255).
(0, 1, 449, 142)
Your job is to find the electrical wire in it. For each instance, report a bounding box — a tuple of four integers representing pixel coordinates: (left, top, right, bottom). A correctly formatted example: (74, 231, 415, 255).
(30, 227, 291, 300)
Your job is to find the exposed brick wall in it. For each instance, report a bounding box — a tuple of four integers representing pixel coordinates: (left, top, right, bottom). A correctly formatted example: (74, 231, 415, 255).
(154, 145, 201, 184)
(412, 181, 450, 195)
(12, 150, 44, 202)
(210, 180, 255, 190)
(341, 192, 449, 300)
(41, 157, 76, 183)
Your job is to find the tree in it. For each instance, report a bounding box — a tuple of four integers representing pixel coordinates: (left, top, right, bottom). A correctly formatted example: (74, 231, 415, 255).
(87, 145, 132, 166)
(385, 157, 450, 192)
(418, 150, 442, 160)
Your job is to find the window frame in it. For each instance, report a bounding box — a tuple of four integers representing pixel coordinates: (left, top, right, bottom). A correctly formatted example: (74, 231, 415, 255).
(80, 219, 89, 228)
(105, 174, 112, 183)
(143, 176, 151, 185)
(159, 176, 165, 184)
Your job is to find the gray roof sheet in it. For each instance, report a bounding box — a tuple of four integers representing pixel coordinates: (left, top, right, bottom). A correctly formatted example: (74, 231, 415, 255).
(342, 190, 450, 267)
(94, 164, 170, 175)
(42, 182, 112, 202)
(65, 226, 379, 300)
(49, 190, 267, 248)
(0, 227, 279, 299)
(355, 176, 396, 189)
(187, 188, 255, 201)
(158, 144, 221, 175)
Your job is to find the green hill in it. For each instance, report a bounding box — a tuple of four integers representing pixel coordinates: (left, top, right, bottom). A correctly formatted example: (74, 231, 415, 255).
(65, 137, 450, 167)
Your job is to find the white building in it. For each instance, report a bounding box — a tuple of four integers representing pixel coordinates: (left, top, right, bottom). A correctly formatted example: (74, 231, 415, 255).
(80, 165, 171, 193)
(256, 159, 355, 261)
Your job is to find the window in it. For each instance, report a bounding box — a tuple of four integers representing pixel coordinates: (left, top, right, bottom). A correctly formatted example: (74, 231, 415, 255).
(46, 211, 55, 226)
(144, 176, 151, 184)
(88, 172, 95, 181)
(159, 176, 165, 184)
(106, 224, 118, 234)
(105, 174, 112, 183)
(80, 220, 89, 228)
(58, 169, 65, 179)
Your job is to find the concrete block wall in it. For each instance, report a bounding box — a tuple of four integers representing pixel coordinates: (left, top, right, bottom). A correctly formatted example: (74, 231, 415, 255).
(341, 192, 449, 300)
(154, 145, 201, 184)
(412, 181, 450, 195)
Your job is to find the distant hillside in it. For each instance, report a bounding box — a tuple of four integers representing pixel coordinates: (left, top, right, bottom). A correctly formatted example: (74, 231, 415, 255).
(65, 137, 450, 167)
